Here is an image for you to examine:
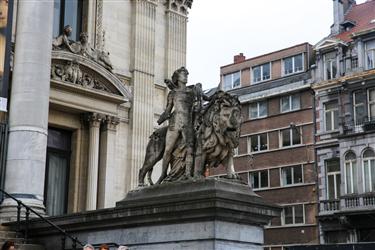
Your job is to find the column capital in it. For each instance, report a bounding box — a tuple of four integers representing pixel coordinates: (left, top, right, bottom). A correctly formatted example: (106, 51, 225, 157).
(103, 116, 120, 131)
(166, 0, 192, 16)
(84, 113, 103, 128)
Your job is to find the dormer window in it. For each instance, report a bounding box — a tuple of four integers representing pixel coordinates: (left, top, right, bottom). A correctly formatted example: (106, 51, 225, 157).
(324, 52, 337, 80)
(340, 20, 356, 32)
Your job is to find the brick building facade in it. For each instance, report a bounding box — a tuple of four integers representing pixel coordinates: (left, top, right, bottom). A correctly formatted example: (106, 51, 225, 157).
(215, 43, 318, 249)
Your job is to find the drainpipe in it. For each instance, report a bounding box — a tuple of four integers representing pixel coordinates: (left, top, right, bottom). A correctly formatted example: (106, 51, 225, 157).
(311, 86, 322, 243)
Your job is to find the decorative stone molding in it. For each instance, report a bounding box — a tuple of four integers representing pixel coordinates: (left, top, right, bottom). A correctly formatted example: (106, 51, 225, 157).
(85, 112, 103, 128)
(102, 115, 120, 131)
(166, 0, 193, 16)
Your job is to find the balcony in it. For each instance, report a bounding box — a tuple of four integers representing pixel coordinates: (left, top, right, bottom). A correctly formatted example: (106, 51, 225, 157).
(342, 193, 375, 210)
(342, 117, 375, 136)
(319, 199, 340, 215)
(319, 193, 375, 215)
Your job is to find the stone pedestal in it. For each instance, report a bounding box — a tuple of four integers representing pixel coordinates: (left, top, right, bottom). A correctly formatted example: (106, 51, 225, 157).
(6, 179, 280, 250)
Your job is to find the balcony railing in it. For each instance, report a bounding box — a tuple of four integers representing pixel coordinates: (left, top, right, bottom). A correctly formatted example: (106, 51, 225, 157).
(342, 117, 375, 135)
(319, 199, 340, 213)
(319, 193, 375, 214)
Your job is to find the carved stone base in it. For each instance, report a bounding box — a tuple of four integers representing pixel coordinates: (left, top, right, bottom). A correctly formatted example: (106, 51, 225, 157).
(4, 179, 280, 249)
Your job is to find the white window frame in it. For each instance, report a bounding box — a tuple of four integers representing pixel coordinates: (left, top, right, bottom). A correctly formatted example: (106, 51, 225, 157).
(281, 204, 305, 225)
(324, 101, 339, 131)
(249, 170, 270, 190)
(323, 52, 337, 80)
(365, 40, 375, 70)
(249, 101, 267, 119)
(368, 88, 375, 120)
(282, 53, 304, 76)
(362, 149, 375, 193)
(252, 62, 271, 84)
(325, 159, 341, 199)
(223, 71, 241, 90)
(280, 94, 301, 113)
(233, 147, 239, 156)
(280, 165, 304, 186)
(353, 91, 366, 125)
(279, 127, 302, 148)
(248, 133, 269, 153)
(344, 153, 357, 194)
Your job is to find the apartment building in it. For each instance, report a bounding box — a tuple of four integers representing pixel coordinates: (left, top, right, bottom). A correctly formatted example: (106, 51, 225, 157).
(313, 0, 375, 244)
(214, 43, 318, 249)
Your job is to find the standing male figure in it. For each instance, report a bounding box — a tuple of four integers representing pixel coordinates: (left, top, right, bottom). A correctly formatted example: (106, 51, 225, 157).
(156, 67, 196, 183)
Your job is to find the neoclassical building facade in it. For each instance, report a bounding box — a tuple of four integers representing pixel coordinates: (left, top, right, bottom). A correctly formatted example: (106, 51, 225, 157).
(0, 0, 192, 220)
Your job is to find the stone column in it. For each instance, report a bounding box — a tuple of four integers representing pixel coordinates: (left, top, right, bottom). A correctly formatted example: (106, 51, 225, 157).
(357, 39, 364, 69)
(129, 0, 157, 188)
(85, 113, 102, 211)
(97, 116, 119, 209)
(0, 1, 53, 220)
(165, 1, 190, 78)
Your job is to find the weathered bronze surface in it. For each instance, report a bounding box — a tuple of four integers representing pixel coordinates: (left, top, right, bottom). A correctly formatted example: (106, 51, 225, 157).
(138, 67, 242, 186)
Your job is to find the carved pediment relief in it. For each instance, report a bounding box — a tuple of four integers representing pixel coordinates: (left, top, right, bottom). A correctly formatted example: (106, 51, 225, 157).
(51, 50, 131, 102)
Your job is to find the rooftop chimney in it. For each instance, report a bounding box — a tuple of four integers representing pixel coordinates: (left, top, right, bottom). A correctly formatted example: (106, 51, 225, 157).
(332, 0, 356, 35)
(234, 53, 246, 64)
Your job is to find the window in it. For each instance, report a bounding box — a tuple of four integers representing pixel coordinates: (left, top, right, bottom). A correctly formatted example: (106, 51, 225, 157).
(45, 128, 71, 216)
(283, 54, 303, 75)
(345, 152, 357, 194)
(363, 149, 375, 192)
(249, 133, 268, 152)
(324, 52, 337, 80)
(369, 88, 375, 120)
(280, 94, 300, 113)
(223, 71, 241, 90)
(324, 101, 339, 131)
(281, 165, 303, 186)
(53, 0, 83, 41)
(233, 147, 239, 156)
(282, 204, 304, 225)
(366, 40, 375, 70)
(252, 63, 271, 83)
(249, 101, 267, 119)
(249, 170, 269, 189)
(280, 127, 301, 147)
(326, 159, 341, 199)
(351, 57, 358, 69)
(353, 90, 367, 125)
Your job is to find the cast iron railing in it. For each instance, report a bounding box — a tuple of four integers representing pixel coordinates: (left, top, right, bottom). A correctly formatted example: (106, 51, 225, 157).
(0, 122, 9, 203)
(0, 189, 84, 250)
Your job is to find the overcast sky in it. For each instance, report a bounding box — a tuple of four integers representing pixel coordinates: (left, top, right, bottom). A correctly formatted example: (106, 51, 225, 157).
(186, 0, 367, 90)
